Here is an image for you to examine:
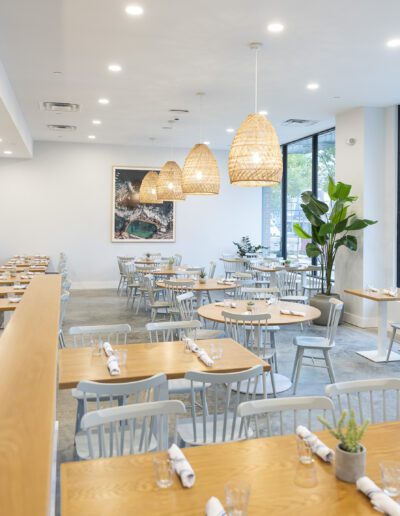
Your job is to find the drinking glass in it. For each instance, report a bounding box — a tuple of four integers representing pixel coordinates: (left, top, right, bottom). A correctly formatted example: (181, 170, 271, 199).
(210, 342, 223, 360)
(223, 299, 230, 307)
(296, 436, 314, 464)
(225, 481, 251, 516)
(114, 349, 127, 366)
(183, 338, 193, 353)
(379, 461, 400, 496)
(90, 338, 103, 357)
(153, 457, 173, 488)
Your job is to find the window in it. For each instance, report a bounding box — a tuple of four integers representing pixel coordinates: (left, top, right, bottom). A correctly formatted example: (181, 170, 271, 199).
(262, 128, 335, 259)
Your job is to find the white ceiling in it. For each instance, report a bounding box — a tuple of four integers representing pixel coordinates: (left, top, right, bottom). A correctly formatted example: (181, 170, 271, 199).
(0, 0, 400, 154)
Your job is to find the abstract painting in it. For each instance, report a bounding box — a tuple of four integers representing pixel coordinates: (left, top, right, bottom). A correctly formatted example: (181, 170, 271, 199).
(112, 166, 175, 242)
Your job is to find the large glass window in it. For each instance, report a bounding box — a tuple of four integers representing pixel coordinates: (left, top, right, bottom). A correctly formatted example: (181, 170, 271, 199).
(262, 128, 335, 259)
(287, 137, 312, 260)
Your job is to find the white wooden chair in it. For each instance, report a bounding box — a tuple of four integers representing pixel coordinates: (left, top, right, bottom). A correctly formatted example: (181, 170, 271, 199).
(68, 323, 132, 347)
(163, 280, 194, 318)
(142, 276, 171, 321)
(237, 396, 335, 437)
(81, 400, 186, 459)
(58, 291, 70, 349)
(222, 311, 276, 396)
(174, 254, 182, 266)
(177, 365, 265, 446)
(74, 373, 169, 458)
(386, 324, 400, 361)
(325, 378, 400, 424)
(276, 270, 308, 303)
(222, 258, 247, 279)
(176, 292, 224, 340)
(291, 298, 344, 394)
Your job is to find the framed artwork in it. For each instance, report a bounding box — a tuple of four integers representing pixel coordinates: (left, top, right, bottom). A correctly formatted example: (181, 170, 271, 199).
(112, 166, 175, 242)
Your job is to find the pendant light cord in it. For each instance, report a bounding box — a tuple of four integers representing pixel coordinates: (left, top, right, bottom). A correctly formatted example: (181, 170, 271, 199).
(254, 47, 258, 113)
(198, 93, 203, 142)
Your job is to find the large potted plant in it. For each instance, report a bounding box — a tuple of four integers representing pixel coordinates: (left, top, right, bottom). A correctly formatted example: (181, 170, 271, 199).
(319, 409, 369, 483)
(233, 236, 267, 258)
(293, 177, 376, 324)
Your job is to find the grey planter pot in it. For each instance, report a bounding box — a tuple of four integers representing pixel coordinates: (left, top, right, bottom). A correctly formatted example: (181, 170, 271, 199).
(309, 293, 344, 326)
(335, 444, 366, 483)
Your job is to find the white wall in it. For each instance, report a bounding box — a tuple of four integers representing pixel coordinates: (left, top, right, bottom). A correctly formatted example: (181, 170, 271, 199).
(0, 141, 262, 288)
(335, 106, 398, 327)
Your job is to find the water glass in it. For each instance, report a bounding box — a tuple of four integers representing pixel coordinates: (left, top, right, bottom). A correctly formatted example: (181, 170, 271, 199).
(223, 299, 230, 307)
(296, 436, 314, 464)
(90, 338, 103, 357)
(210, 342, 223, 360)
(183, 338, 193, 353)
(225, 481, 251, 516)
(114, 349, 127, 366)
(379, 461, 400, 496)
(153, 457, 173, 488)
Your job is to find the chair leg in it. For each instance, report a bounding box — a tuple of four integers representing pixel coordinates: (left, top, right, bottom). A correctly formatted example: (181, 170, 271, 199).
(291, 347, 300, 382)
(269, 369, 277, 398)
(292, 348, 304, 395)
(75, 399, 84, 435)
(323, 350, 336, 383)
(386, 327, 397, 361)
(207, 292, 212, 304)
(117, 276, 123, 295)
(270, 331, 278, 373)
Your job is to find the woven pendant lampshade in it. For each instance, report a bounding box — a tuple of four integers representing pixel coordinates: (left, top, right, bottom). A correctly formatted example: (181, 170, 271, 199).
(182, 143, 220, 195)
(157, 161, 186, 201)
(228, 113, 282, 186)
(139, 171, 162, 204)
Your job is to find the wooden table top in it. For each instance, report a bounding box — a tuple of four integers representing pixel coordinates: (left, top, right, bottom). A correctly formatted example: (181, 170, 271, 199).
(156, 278, 236, 291)
(0, 271, 41, 285)
(344, 288, 400, 302)
(0, 285, 27, 296)
(0, 275, 61, 515)
(198, 300, 321, 325)
(252, 264, 319, 273)
(61, 421, 400, 515)
(58, 338, 270, 389)
(0, 298, 22, 311)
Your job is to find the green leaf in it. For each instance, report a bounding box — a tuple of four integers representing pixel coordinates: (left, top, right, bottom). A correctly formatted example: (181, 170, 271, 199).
(305, 242, 322, 257)
(312, 225, 327, 246)
(334, 215, 353, 234)
(302, 204, 325, 227)
(335, 235, 357, 252)
(328, 176, 336, 199)
(330, 201, 348, 224)
(334, 182, 352, 200)
(346, 218, 377, 231)
(301, 190, 313, 204)
(319, 223, 334, 236)
(293, 223, 312, 239)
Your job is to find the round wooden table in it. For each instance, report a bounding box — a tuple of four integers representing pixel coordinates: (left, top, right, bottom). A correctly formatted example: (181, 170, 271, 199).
(197, 300, 321, 394)
(156, 278, 237, 305)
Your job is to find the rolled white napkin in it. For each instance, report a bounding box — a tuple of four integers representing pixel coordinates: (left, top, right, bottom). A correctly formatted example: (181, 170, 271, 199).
(103, 341, 114, 357)
(357, 476, 400, 515)
(197, 349, 214, 367)
(230, 302, 237, 308)
(107, 355, 120, 376)
(206, 497, 226, 516)
(182, 337, 200, 353)
(383, 288, 397, 297)
(14, 285, 27, 289)
(217, 280, 234, 285)
(367, 286, 379, 292)
(296, 425, 334, 463)
(280, 309, 305, 317)
(8, 297, 21, 303)
(20, 275, 29, 279)
(168, 444, 195, 488)
(215, 302, 225, 307)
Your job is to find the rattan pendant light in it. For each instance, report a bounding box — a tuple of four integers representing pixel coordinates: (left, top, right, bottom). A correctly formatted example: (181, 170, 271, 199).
(157, 160, 186, 201)
(182, 93, 220, 195)
(139, 171, 162, 203)
(229, 43, 282, 187)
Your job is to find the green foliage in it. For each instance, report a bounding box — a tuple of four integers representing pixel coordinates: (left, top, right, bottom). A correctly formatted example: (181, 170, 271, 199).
(233, 236, 267, 257)
(293, 177, 377, 294)
(318, 410, 369, 453)
(199, 270, 206, 279)
(145, 252, 151, 258)
(168, 257, 175, 265)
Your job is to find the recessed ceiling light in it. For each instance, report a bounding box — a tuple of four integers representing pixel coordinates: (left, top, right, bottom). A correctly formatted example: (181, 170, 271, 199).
(88, 135, 96, 140)
(203, 141, 210, 145)
(0, 138, 2, 142)
(267, 23, 284, 33)
(3, 150, 12, 155)
(98, 98, 110, 105)
(108, 64, 122, 72)
(92, 119, 102, 125)
(259, 110, 268, 115)
(52, 71, 62, 76)
(307, 83, 320, 90)
(386, 38, 400, 48)
(226, 128, 235, 133)
(125, 4, 144, 16)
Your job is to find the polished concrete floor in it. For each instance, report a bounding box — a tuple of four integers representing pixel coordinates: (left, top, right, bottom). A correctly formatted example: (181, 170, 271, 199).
(56, 288, 400, 511)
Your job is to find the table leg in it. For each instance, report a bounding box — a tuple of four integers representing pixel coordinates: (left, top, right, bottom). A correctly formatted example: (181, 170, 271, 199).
(195, 291, 203, 308)
(270, 272, 277, 288)
(357, 301, 400, 362)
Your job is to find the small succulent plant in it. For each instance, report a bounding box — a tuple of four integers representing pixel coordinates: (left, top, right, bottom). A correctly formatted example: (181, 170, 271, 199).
(318, 409, 369, 453)
(145, 252, 151, 259)
(168, 257, 175, 266)
(199, 270, 206, 279)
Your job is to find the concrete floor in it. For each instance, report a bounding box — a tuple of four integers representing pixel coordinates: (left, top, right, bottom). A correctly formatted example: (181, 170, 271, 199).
(56, 288, 400, 512)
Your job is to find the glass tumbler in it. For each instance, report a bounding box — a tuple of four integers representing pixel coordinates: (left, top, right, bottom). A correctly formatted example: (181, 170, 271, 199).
(296, 436, 314, 464)
(379, 461, 400, 497)
(153, 457, 173, 488)
(225, 481, 251, 516)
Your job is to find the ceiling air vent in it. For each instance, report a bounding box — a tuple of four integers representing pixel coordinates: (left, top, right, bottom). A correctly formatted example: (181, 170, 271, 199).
(169, 109, 189, 114)
(47, 124, 77, 132)
(41, 101, 80, 112)
(282, 119, 318, 127)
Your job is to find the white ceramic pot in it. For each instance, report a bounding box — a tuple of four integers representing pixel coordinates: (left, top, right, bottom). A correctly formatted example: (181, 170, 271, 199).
(335, 444, 366, 483)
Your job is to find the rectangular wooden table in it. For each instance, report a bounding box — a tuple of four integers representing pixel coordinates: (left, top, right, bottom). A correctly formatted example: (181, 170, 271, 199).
(0, 298, 22, 312)
(0, 286, 27, 297)
(58, 338, 270, 389)
(61, 421, 400, 515)
(344, 288, 400, 362)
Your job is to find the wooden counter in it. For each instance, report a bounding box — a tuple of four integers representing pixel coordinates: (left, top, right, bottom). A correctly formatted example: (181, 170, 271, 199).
(0, 274, 61, 515)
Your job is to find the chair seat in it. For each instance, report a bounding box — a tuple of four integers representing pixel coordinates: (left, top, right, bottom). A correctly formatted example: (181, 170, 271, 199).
(168, 378, 210, 394)
(150, 301, 171, 308)
(75, 429, 158, 460)
(177, 414, 252, 446)
(190, 329, 225, 340)
(294, 336, 331, 349)
(281, 295, 308, 303)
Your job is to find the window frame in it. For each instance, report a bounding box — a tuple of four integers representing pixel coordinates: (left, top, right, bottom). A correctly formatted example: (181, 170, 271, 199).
(263, 126, 335, 259)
